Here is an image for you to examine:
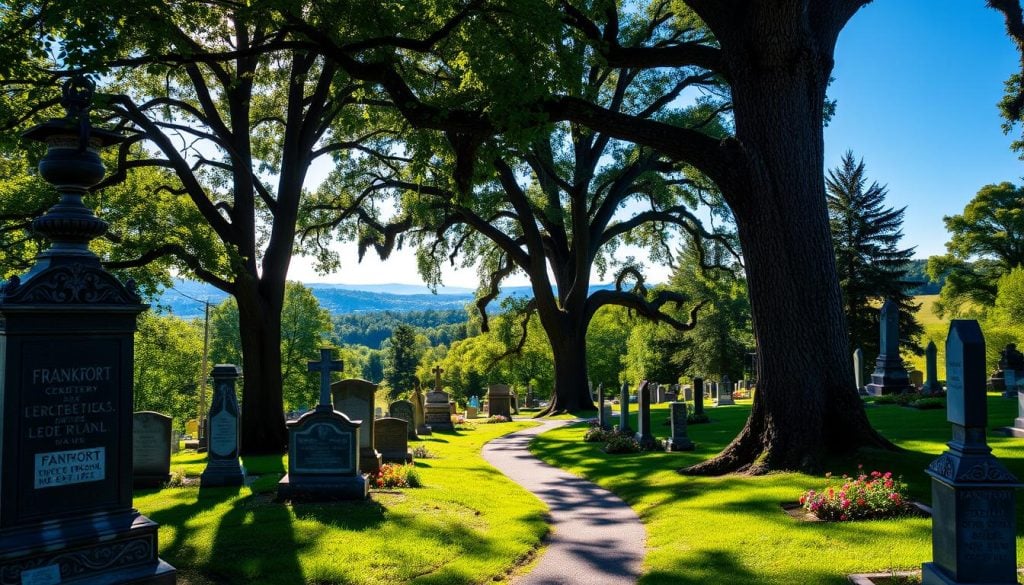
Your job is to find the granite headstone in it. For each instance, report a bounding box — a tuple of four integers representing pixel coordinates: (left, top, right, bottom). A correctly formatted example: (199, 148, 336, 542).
(331, 378, 382, 473)
(200, 365, 246, 487)
(133, 411, 172, 488)
(374, 417, 413, 464)
(665, 402, 695, 452)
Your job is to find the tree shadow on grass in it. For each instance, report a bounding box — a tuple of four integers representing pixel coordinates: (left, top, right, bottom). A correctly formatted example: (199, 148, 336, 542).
(145, 485, 239, 569)
(209, 492, 307, 584)
(639, 548, 851, 585)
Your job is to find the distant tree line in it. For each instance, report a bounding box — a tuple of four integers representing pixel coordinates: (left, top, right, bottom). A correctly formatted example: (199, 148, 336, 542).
(333, 309, 473, 349)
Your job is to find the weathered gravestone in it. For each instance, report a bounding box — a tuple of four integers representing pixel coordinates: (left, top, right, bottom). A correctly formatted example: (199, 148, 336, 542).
(989, 343, 1024, 397)
(331, 378, 382, 473)
(510, 389, 520, 414)
(709, 381, 719, 406)
(526, 385, 537, 408)
(693, 377, 705, 416)
(909, 369, 925, 389)
(717, 375, 735, 405)
(466, 395, 480, 419)
(634, 381, 656, 449)
(665, 384, 678, 403)
(171, 430, 182, 454)
(278, 348, 368, 501)
(866, 299, 913, 395)
(375, 417, 413, 464)
(389, 400, 418, 440)
(683, 384, 693, 402)
(0, 78, 175, 585)
(618, 381, 632, 433)
(412, 382, 431, 435)
(488, 384, 514, 419)
(665, 402, 696, 452)
(922, 320, 1021, 585)
(922, 340, 944, 395)
(200, 365, 246, 487)
(425, 366, 454, 431)
(1002, 373, 1024, 438)
(133, 411, 172, 488)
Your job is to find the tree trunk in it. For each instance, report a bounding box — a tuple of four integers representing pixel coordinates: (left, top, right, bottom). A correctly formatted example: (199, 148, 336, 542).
(234, 278, 288, 455)
(536, 310, 595, 415)
(685, 9, 892, 474)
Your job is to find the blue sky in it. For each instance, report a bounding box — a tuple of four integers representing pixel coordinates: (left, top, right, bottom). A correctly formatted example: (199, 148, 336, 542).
(826, 0, 1020, 258)
(289, 1, 1022, 288)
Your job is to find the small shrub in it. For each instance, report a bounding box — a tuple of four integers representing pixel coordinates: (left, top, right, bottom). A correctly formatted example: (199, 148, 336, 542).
(799, 466, 909, 521)
(411, 445, 434, 459)
(583, 426, 613, 442)
(908, 397, 946, 410)
(873, 392, 921, 406)
(369, 463, 422, 489)
(687, 412, 711, 425)
(166, 469, 187, 488)
(484, 415, 509, 423)
(451, 414, 466, 425)
(603, 434, 641, 454)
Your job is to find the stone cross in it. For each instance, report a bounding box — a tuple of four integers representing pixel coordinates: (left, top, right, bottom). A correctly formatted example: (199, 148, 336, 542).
(308, 348, 343, 408)
(432, 365, 444, 391)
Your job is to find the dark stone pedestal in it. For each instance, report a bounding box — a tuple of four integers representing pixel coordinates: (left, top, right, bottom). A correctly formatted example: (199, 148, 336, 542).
(278, 474, 368, 501)
(865, 354, 913, 396)
(425, 390, 455, 431)
(200, 365, 246, 488)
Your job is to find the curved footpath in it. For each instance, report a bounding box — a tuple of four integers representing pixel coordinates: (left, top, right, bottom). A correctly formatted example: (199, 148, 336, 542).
(482, 419, 646, 585)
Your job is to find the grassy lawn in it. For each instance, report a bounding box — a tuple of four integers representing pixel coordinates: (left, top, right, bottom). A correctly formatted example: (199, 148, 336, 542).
(530, 398, 1024, 585)
(136, 420, 545, 585)
(906, 294, 949, 378)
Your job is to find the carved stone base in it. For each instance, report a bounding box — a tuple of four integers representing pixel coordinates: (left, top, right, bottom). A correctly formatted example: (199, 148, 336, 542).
(0, 512, 175, 585)
(277, 473, 368, 502)
(200, 458, 245, 488)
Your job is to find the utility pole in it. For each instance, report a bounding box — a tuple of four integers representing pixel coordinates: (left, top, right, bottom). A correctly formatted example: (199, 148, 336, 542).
(197, 300, 210, 452)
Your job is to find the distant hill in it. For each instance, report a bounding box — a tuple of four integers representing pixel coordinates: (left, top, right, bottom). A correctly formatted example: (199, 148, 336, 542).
(154, 279, 609, 318)
(904, 259, 944, 295)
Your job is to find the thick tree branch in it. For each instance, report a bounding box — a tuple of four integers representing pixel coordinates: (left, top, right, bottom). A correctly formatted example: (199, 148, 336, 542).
(103, 243, 234, 293)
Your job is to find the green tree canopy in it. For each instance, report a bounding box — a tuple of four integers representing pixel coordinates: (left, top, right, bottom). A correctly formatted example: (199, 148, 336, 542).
(928, 182, 1024, 317)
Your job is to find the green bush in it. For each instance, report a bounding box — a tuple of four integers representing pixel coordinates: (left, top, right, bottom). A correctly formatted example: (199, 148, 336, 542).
(603, 434, 641, 454)
(908, 397, 946, 410)
(411, 445, 435, 459)
(370, 463, 422, 489)
(687, 412, 711, 424)
(583, 426, 613, 442)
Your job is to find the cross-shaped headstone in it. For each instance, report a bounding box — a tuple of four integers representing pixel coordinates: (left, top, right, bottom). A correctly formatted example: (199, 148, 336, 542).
(432, 365, 444, 391)
(309, 348, 343, 407)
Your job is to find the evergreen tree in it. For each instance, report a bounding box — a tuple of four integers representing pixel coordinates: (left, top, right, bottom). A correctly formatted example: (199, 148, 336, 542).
(827, 151, 922, 360)
(384, 325, 423, 397)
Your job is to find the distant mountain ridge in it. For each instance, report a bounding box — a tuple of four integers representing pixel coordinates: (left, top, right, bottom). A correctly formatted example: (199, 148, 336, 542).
(157, 279, 603, 318)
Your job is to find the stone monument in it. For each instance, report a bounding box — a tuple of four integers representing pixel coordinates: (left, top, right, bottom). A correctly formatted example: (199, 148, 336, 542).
(922, 340, 944, 395)
(412, 381, 431, 435)
(487, 383, 513, 419)
(466, 395, 480, 419)
(693, 377, 705, 416)
(278, 348, 368, 501)
(865, 299, 913, 395)
(665, 402, 696, 452)
(634, 381, 656, 449)
(424, 366, 454, 431)
(922, 320, 1021, 585)
(0, 77, 175, 584)
(200, 365, 246, 487)
(331, 378, 382, 473)
(389, 399, 418, 440)
(717, 375, 735, 405)
(618, 381, 632, 434)
(133, 411, 172, 488)
(374, 417, 413, 464)
(988, 343, 1024, 397)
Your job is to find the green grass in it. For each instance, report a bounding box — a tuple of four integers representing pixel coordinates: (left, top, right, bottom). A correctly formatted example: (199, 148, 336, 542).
(907, 295, 950, 379)
(136, 421, 546, 585)
(531, 398, 1024, 585)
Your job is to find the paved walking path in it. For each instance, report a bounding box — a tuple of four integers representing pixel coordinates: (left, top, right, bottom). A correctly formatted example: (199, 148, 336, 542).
(482, 419, 645, 585)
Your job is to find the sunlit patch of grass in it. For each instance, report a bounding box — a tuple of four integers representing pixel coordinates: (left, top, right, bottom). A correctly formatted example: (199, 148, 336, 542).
(138, 421, 545, 585)
(530, 398, 1024, 585)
